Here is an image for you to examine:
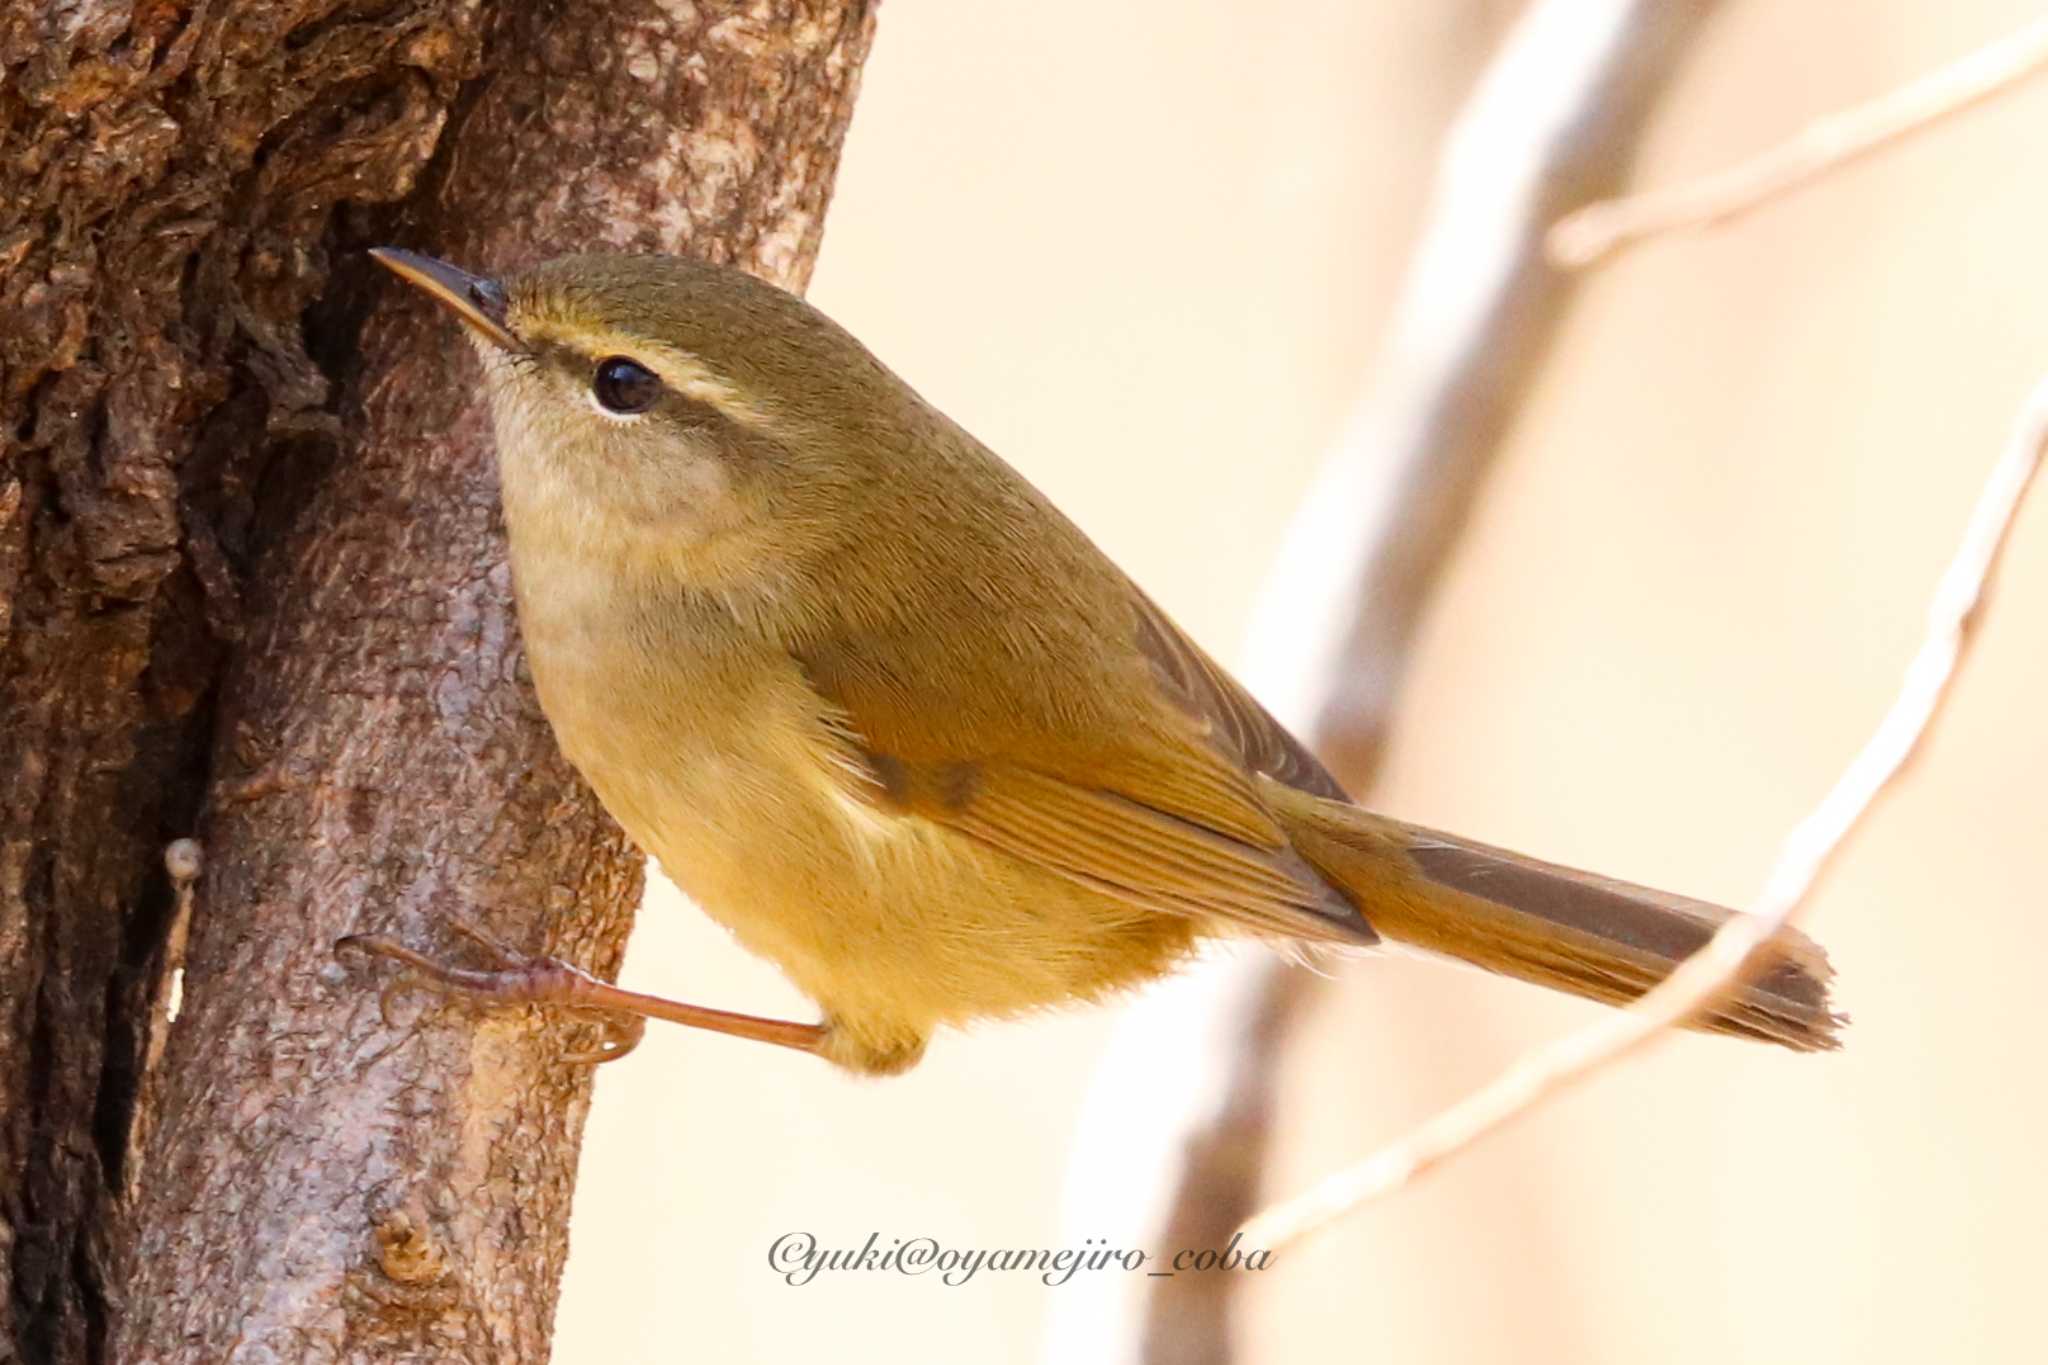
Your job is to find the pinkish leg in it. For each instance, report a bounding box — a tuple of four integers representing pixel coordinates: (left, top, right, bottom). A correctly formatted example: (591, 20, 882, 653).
(337, 922, 828, 1064)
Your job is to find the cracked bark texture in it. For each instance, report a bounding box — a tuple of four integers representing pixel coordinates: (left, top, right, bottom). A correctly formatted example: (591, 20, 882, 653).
(0, 2, 876, 1360)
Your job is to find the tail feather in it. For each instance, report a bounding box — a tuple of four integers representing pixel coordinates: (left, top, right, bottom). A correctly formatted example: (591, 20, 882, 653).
(1269, 786, 1843, 1051)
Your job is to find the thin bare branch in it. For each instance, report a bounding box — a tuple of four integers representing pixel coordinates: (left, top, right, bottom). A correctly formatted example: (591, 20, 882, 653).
(1242, 374, 2048, 1253)
(1044, 4, 1726, 1361)
(1550, 14, 2048, 268)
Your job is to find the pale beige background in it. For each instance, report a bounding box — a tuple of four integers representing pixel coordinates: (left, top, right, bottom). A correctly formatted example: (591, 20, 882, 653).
(555, 2, 2048, 1361)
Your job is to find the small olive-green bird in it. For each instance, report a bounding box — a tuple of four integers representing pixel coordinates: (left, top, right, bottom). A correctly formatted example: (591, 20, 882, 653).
(358, 247, 1839, 1075)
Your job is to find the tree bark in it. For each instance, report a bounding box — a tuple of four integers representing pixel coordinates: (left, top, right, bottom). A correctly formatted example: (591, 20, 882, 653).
(0, 2, 875, 1360)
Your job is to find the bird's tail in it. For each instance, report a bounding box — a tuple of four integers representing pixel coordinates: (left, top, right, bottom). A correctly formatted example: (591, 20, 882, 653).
(1268, 786, 1842, 1050)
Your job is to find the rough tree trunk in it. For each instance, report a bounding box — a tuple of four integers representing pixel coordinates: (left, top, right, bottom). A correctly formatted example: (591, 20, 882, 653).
(0, 3, 875, 1359)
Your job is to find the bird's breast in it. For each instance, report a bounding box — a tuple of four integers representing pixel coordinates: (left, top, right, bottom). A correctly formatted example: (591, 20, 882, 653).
(502, 529, 1198, 1039)
(506, 542, 952, 983)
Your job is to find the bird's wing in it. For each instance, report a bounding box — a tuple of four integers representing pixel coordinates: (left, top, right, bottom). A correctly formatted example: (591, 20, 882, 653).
(793, 587, 1375, 946)
(1125, 586, 1350, 803)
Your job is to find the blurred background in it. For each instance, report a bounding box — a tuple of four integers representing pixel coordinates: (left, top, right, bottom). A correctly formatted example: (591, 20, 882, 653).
(555, 1, 2048, 1360)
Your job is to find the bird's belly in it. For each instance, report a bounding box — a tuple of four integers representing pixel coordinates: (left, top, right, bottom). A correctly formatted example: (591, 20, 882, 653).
(525, 632, 1194, 1041)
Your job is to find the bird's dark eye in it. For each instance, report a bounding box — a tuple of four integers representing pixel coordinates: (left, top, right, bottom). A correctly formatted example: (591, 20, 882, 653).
(592, 356, 663, 414)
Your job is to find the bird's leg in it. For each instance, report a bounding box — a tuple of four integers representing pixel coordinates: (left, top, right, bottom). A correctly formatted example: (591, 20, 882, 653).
(336, 920, 828, 1065)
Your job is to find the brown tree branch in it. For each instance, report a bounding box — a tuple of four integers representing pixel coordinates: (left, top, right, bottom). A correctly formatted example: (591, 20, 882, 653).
(1, 1, 873, 1360)
(1549, 13, 2048, 268)
(1045, 4, 1726, 1361)
(1243, 373, 2048, 1250)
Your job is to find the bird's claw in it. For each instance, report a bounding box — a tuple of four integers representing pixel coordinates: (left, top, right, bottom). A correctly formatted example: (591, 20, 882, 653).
(444, 916, 529, 971)
(334, 922, 638, 1066)
(562, 1014, 646, 1065)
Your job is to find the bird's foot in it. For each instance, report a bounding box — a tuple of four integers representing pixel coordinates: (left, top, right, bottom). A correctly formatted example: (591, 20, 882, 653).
(336, 917, 826, 1065)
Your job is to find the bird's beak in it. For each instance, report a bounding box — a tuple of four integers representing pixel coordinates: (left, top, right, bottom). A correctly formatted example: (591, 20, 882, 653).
(368, 247, 521, 353)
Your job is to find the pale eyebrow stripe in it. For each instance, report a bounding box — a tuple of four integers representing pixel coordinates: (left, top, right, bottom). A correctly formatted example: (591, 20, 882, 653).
(522, 321, 778, 430)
